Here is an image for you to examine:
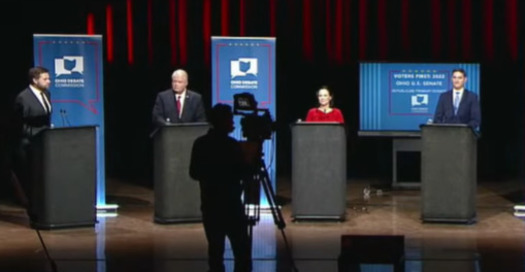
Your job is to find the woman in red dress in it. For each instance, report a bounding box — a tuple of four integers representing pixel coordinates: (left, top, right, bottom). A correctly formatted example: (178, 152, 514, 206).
(305, 86, 345, 123)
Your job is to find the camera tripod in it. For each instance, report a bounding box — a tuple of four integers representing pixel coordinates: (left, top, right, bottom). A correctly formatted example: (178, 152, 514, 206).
(242, 141, 299, 272)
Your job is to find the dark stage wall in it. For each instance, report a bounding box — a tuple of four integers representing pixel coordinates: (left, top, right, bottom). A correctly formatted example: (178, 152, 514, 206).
(0, 1, 523, 194)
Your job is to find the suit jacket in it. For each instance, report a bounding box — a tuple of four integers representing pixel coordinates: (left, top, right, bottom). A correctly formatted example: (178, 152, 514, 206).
(12, 87, 51, 141)
(433, 89, 481, 129)
(152, 89, 207, 126)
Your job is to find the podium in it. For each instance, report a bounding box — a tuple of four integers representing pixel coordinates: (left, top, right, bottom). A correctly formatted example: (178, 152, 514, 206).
(291, 122, 346, 221)
(152, 123, 209, 223)
(30, 126, 97, 229)
(421, 124, 478, 224)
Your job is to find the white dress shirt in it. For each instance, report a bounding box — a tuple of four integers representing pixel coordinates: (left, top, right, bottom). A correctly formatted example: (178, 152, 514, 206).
(452, 88, 464, 102)
(452, 87, 464, 108)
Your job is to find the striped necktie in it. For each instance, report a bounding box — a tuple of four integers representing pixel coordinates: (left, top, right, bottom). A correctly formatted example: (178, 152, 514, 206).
(41, 92, 50, 113)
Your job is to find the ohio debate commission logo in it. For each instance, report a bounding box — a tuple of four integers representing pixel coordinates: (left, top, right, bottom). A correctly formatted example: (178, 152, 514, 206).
(54, 56, 85, 88)
(411, 94, 428, 106)
(411, 94, 429, 113)
(230, 58, 258, 89)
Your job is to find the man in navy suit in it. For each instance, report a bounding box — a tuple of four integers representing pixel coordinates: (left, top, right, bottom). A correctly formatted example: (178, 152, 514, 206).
(433, 68, 481, 129)
(152, 69, 207, 126)
(10, 66, 53, 208)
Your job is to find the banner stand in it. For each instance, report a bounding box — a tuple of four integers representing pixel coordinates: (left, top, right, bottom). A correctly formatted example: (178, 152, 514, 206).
(515, 205, 525, 217)
(96, 204, 119, 215)
(211, 36, 277, 208)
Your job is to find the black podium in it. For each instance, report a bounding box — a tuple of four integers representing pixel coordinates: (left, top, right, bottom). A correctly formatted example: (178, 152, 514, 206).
(152, 123, 209, 223)
(291, 122, 347, 221)
(30, 126, 97, 229)
(421, 124, 478, 224)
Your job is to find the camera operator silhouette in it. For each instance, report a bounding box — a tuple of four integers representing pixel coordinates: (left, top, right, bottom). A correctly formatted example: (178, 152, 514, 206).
(189, 103, 252, 272)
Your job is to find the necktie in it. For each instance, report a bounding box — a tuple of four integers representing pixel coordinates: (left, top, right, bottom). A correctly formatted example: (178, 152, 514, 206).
(176, 95, 181, 117)
(41, 92, 50, 113)
(453, 92, 460, 115)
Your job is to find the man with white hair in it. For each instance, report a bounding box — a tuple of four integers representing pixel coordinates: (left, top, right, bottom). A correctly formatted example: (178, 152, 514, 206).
(152, 69, 206, 126)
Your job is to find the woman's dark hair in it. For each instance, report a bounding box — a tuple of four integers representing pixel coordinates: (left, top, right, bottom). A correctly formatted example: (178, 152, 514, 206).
(316, 85, 334, 107)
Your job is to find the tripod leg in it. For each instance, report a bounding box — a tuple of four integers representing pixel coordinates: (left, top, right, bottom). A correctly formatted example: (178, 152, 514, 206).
(258, 165, 299, 272)
(247, 223, 254, 265)
(259, 167, 286, 229)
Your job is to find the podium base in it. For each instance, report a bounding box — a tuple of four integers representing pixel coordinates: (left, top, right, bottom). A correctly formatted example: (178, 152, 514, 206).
(30, 220, 96, 230)
(154, 216, 202, 224)
(292, 215, 346, 222)
(422, 216, 476, 225)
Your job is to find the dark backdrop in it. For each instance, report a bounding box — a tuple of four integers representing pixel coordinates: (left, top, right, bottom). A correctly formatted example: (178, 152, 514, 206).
(0, 1, 523, 197)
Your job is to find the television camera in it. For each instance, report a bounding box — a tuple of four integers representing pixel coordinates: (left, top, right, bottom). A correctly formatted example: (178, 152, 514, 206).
(233, 92, 276, 142)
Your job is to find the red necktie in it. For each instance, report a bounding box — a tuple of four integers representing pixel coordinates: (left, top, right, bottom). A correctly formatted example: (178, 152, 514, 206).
(176, 95, 181, 117)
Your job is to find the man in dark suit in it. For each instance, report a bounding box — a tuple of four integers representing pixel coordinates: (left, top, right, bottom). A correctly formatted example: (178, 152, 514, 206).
(433, 68, 481, 129)
(10, 66, 53, 208)
(152, 69, 207, 126)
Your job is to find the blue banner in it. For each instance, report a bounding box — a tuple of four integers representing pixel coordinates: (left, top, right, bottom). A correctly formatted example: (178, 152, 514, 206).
(211, 37, 276, 207)
(33, 34, 111, 210)
(360, 62, 480, 132)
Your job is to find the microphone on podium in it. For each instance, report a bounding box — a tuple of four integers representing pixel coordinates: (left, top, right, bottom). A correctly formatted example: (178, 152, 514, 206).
(60, 109, 72, 127)
(59, 109, 66, 127)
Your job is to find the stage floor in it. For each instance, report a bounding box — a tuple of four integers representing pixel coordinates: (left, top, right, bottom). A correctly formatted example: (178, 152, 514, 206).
(0, 177, 524, 272)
